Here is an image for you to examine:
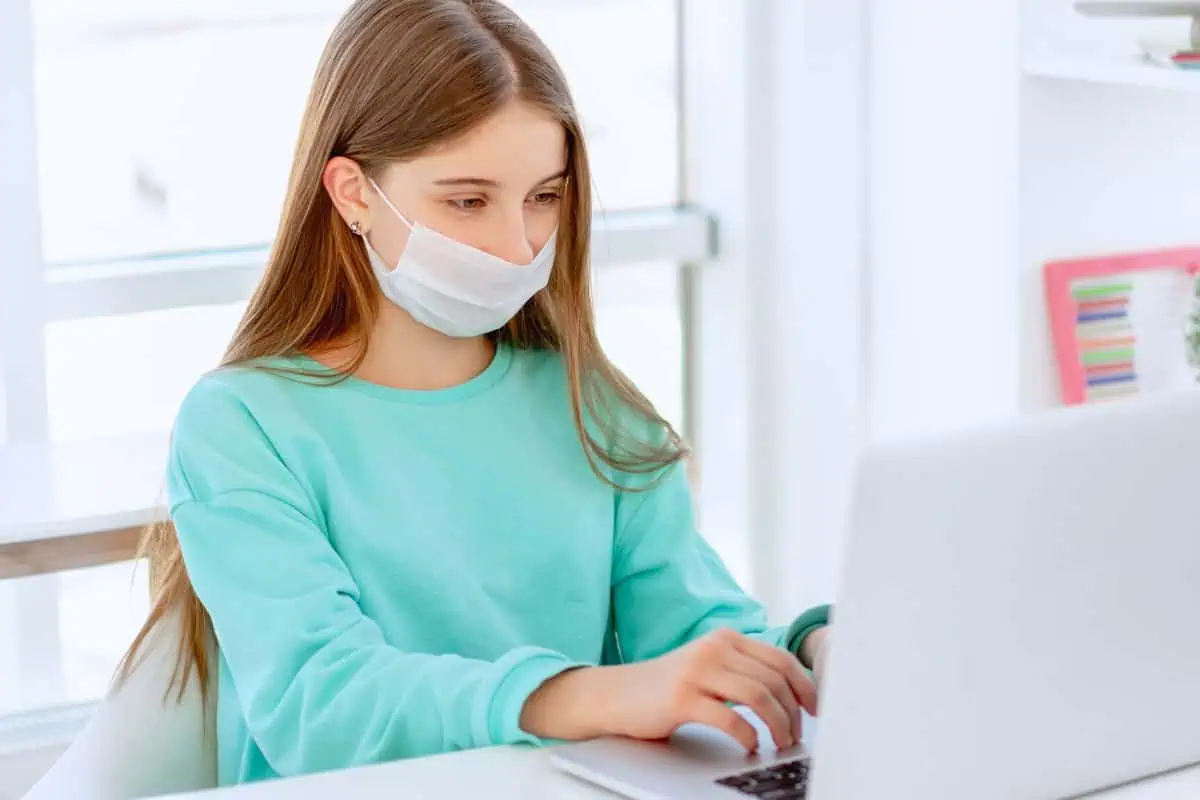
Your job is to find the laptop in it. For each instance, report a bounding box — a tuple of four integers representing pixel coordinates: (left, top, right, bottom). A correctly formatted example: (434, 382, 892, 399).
(550, 390, 1200, 799)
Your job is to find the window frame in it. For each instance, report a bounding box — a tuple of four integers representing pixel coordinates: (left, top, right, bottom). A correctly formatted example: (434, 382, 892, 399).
(42, 208, 713, 322)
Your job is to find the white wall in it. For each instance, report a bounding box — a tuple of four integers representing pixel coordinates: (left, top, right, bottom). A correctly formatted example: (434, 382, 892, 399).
(686, 0, 867, 618)
(701, 0, 1200, 615)
(870, 0, 1200, 435)
(1021, 2, 1200, 410)
(867, 0, 1021, 441)
(1021, 81, 1200, 409)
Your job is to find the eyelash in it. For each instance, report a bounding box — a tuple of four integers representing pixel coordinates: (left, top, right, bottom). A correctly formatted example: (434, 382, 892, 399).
(447, 191, 562, 213)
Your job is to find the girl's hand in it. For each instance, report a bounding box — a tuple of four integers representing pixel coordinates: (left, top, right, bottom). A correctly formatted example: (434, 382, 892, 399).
(521, 629, 817, 753)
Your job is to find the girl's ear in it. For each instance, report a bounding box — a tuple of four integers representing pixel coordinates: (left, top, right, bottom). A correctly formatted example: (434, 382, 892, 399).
(323, 156, 371, 233)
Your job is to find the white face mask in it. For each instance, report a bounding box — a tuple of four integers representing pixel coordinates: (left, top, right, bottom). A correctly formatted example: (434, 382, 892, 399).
(360, 177, 557, 338)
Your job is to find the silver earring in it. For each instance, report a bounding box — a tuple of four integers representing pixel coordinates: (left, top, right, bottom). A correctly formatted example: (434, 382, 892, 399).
(349, 220, 364, 235)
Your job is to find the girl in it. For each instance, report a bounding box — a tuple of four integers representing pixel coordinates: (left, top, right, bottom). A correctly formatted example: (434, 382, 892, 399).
(121, 0, 831, 786)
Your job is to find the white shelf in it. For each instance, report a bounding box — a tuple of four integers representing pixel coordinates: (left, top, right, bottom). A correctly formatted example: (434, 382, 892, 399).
(1024, 53, 1200, 92)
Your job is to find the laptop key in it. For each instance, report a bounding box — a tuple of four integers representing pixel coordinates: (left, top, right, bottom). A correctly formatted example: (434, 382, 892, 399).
(761, 790, 805, 800)
(714, 757, 809, 798)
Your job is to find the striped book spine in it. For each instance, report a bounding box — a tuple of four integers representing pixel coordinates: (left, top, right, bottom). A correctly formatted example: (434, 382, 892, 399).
(1072, 279, 1138, 403)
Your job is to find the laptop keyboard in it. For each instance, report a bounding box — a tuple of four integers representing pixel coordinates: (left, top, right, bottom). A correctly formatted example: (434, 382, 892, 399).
(715, 757, 809, 799)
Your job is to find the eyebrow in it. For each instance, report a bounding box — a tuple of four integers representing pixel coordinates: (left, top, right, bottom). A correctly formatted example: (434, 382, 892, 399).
(432, 169, 567, 189)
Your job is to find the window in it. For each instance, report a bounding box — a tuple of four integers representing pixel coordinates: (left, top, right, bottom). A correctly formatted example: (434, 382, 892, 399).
(595, 262, 684, 431)
(33, 0, 678, 266)
(2, 0, 697, 726)
(45, 304, 245, 440)
(32, 2, 344, 265)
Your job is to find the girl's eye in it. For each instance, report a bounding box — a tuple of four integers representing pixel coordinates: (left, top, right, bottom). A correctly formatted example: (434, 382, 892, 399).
(530, 191, 561, 206)
(450, 198, 486, 211)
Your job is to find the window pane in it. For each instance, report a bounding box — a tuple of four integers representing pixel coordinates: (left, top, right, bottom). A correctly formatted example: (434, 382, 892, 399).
(58, 563, 150, 705)
(0, 563, 148, 717)
(595, 262, 683, 432)
(45, 303, 245, 440)
(508, 0, 679, 212)
(33, 0, 678, 265)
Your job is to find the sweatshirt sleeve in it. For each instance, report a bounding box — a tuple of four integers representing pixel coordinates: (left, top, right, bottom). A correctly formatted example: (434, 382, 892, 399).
(167, 376, 581, 777)
(610, 458, 794, 662)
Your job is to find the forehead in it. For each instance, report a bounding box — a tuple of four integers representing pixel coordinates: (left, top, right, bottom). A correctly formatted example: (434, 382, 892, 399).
(406, 101, 567, 187)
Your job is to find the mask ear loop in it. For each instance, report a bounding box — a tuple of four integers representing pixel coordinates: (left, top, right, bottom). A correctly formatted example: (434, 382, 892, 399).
(366, 176, 414, 231)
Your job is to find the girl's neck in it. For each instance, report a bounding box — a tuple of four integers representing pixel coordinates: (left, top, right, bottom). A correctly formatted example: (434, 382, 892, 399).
(316, 302, 497, 392)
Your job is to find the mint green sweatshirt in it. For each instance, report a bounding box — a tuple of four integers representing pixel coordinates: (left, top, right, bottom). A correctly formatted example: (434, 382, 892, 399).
(167, 344, 819, 785)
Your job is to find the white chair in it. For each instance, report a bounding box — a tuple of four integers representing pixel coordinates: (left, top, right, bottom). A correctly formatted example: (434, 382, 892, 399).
(23, 612, 218, 799)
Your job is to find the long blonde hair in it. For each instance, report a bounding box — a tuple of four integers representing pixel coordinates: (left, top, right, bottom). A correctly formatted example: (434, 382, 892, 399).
(118, 0, 686, 701)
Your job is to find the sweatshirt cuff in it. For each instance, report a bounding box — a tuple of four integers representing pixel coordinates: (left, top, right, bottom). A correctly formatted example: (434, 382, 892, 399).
(482, 648, 583, 747)
(784, 604, 832, 668)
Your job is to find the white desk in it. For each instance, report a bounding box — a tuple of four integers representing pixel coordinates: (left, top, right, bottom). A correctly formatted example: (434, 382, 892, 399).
(152, 745, 1200, 799)
(0, 433, 167, 578)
